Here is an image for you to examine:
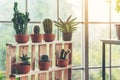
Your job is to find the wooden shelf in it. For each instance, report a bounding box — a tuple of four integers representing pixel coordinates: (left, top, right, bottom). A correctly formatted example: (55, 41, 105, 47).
(15, 65, 72, 78)
(6, 41, 72, 46)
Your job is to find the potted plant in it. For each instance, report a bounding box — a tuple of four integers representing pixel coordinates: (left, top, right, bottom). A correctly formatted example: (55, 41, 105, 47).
(57, 49, 71, 67)
(54, 15, 79, 41)
(43, 18, 55, 42)
(12, 2, 30, 43)
(31, 25, 43, 43)
(38, 55, 50, 70)
(17, 54, 30, 74)
(115, 0, 120, 39)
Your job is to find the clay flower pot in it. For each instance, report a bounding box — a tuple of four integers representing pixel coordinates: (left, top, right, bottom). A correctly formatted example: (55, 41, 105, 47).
(57, 59, 69, 67)
(116, 24, 120, 40)
(17, 63, 30, 74)
(15, 34, 29, 43)
(38, 61, 50, 70)
(31, 34, 43, 43)
(43, 34, 55, 42)
(62, 32, 72, 41)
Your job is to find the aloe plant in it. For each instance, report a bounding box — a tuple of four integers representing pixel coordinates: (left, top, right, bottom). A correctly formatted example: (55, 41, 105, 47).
(54, 15, 79, 32)
(12, 2, 30, 34)
(19, 54, 30, 65)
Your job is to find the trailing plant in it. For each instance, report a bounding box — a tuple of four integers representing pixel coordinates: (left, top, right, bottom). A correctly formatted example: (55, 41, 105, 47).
(43, 18, 53, 34)
(40, 55, 50, 62)
(54, 15, 79, 32)
(59, 49, 71, 60)
(19, 54, 30, 65)
(12, 2, 30, 34)
(34, 25, 40, 34)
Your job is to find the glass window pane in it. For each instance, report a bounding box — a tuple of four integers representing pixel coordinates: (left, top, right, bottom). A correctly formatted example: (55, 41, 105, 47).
(88, 0, 109, 22)
(72, 70, 82, 80)
(0, 0, 25, 21)
(28, 0, 57, 21)
(59, 0, 83, 22)
(112, 68, 120, 80)
(0, 23, 14, 70)
(89, 24, 109, 67)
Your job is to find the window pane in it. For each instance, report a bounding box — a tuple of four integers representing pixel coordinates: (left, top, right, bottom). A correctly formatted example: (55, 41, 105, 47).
(59, 0, 83, 22)
(89, 69, 102, 80)
(0, 0, 25, 21)
(88, 0, 109, 22)
(112, 68, 120, 80)
(28, 0, 57, 21)
(72, 70, 82, 80)
(0, 23, 14, 70)
(89, 24, 109, 67)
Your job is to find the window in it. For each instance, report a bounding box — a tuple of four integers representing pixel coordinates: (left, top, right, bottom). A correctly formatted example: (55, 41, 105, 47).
(0, 0, 120, 80)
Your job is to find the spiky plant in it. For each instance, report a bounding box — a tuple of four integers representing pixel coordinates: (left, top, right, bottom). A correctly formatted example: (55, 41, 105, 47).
(12, 2, 30, 34)
(20, 54, 30, 65)
(43, 18, 53, 34)
(40, 55, 50, 62)
(34, 25, 40, 34)
(54, 15, 79, 32)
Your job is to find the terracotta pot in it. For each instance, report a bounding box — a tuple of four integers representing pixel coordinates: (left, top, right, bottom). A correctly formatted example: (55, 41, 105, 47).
(31, 34, 43, 43)
(57, 59, 68, 67)
(62, 32, 72, 41)
(43, 34, 55, 42)
(11, 63, 17, 74)
(15, 34, 29, 43)
(116, 24, 120, 40)
(38, 61, 50, 70)
(17, 63, 30, 74)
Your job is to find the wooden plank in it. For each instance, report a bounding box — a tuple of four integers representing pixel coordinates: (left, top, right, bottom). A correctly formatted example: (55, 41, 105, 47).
(49, 44, 53, 80)
(55, 44, 62, 80)
(38, 44, 47, 80)
(64, 43, 72, 80)
(6, 45, 16, 80)
(38, 73, 47, 80)
(19, 46, 29, 80)
(31, 45, 35, 80)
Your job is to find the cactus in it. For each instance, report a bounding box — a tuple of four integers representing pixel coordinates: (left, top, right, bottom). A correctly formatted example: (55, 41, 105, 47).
(12, 2, 30, 34)
(59, 49, 71, 60)
(40, 55, 50, 62)
(34, 25, 40, 34)
(43, 18, 53, 34)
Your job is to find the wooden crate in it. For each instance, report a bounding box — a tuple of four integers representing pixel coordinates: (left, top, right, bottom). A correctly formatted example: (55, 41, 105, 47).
(6, 41, 72, 80)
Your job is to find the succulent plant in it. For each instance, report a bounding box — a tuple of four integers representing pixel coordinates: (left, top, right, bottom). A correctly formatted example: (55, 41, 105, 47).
(19, 54, 30, 65)
(54, 15, 79, 32)
(59, 49, 71, 60)
(40, 55, 50, 62)
(12, 2, 30, 34)
(43, 18, 53, 34)
(34, 25, 40, 34)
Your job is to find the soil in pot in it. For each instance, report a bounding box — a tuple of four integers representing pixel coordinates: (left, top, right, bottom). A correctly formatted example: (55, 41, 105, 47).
(15, 34, 29, 43)
(62, 32, 72, 41)
(38, 61, 50, 70)
(57, 59, 68, 67)
(31, 34, 43, 43)
(17, 63, 30, 74)
(43, 34, 55, 42)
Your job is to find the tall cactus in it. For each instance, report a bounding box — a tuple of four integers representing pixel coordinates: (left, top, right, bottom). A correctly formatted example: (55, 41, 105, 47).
(43, 18, 53, 34)
(34, 25, 40, 34)
(12, 2, 30, 34)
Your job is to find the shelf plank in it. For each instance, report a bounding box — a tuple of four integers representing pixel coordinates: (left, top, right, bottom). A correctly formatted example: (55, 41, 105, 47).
(15, 65, 72, 78)
(6, 41, 72, 46)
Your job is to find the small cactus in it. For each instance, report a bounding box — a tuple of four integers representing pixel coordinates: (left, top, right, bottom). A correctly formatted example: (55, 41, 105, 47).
(43, 18, 53, 34)
(34, 25, 40, 34)
(40, 55, 50, 62)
